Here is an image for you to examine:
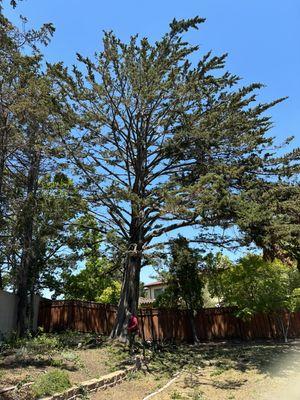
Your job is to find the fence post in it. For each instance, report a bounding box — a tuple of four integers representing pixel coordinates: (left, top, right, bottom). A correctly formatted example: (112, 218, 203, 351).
(151, 308, 157, 343)
(140, 309, 146, 342)
(104, 304, 109, 335)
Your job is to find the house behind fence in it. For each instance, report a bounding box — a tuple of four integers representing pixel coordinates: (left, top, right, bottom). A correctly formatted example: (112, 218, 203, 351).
(38, 299, 300, 342)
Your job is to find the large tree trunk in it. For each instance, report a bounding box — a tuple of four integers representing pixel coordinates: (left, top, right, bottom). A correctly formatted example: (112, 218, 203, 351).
(0, 124, 8, 223)
(16, 258, 30, 336)
(110, 251, 141, 340)
(16, 145, 40, 337)
(16, 213, 34, 336)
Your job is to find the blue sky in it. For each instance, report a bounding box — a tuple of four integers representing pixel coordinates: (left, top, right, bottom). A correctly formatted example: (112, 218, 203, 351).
(4, 0, 300, 285)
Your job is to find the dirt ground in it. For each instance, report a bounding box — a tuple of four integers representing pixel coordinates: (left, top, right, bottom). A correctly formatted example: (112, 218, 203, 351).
(91, 341, 300, 400)
(1, 337, 300, 400)
(0, 333, 129, 399)
(1, 345, 131, 390)
(0, 347, 122, 387)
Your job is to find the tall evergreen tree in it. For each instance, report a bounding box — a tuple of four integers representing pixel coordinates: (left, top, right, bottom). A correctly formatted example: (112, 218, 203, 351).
(0, 10, 84, 335)
(52, 17, 300, 339)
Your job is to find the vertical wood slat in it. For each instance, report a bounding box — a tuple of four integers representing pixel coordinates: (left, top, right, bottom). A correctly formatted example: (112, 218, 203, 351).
(38, 300, 300, 342)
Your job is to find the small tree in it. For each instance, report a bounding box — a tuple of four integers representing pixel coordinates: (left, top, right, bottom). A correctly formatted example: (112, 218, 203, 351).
(155, 236, 204, 342)
(212, 254, 300, 342)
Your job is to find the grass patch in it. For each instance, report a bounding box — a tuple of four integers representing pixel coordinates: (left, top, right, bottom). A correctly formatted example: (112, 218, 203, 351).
(0, 330, 105, 356)
(210, 360, 233, 376)
(31, 370, 71, 398)
(170, 390, 184, 399)
(191, 391, 205, 400)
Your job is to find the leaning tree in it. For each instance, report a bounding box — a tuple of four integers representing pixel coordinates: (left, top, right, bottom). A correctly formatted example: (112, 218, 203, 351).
(52, 17, 300, 339)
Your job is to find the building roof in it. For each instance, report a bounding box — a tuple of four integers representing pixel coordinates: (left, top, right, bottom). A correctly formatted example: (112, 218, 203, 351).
(144, 281, 166, 288)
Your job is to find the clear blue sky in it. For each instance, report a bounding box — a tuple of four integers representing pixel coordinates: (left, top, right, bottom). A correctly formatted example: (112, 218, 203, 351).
(4, 0, 300, 285)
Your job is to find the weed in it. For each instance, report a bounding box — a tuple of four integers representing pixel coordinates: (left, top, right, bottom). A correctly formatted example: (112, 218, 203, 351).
(31, 370, 71, 398)
(77, 385, 90, 399)
(191, 391, 204, 400)
(50, 358, 64, 367)
(210, 366, 228, 376)
(61, 351, 82, 364)
(210, 360, 232, 376)
(126, 370, 142, 380)
(28, 333, 60, 353)
(170, 390, 184, 399)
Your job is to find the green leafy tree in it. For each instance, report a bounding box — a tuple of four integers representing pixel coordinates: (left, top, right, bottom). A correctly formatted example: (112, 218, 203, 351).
(236, 185, 300, 265)
(63, 259, 115, 301)
(155, 236, 204, 342)
(97, 281, 121, 305)
(51, 17, 300, 339)
(62, 215, 122, 302)
(205, 252, 233, 306)
(211, 254, 300, 342)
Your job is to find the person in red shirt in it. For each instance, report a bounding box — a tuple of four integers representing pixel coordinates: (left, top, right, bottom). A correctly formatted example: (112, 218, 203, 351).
(127, 313, 139, 352)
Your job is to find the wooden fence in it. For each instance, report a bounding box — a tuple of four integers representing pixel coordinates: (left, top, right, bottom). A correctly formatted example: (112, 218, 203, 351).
(38, 299, 300, 342)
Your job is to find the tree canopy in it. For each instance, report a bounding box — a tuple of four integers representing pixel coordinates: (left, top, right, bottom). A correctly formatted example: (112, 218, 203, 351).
(1, 6, 300, 339)
(50, 16, 300, 338)
(210, 254, 300, 341)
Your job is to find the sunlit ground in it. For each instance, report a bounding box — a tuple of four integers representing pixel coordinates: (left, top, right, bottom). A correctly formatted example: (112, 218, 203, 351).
(91, 340, 300, 400)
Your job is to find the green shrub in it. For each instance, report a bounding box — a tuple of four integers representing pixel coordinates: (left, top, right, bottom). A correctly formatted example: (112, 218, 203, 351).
(57, 330, 97, 348)
(1, 331, 60, 354)
(27, 333, 60, 353)
(31, 370, 71, 398)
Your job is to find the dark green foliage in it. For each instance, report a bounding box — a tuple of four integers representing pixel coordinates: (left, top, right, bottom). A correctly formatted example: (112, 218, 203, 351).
(63, 260, 117, 302)
(1, 5, 299, 340)
(236, 185, 300, 265)
(0, 9, 79, 334)
(155, 236, 204, 311)
(49, 16, 300, 337)
(155, 236, 204, 342)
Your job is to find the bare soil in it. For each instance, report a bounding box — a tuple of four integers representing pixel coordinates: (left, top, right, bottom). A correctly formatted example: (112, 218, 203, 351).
(1, 338, 300, 400)
(0, 346, 128, 387)
(0, 334, 129, 399)
(91, 340, 300, 400)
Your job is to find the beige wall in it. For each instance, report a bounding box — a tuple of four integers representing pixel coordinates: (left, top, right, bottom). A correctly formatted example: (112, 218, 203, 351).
(0, 290, 41, 338)
(145, 284, 167, 300)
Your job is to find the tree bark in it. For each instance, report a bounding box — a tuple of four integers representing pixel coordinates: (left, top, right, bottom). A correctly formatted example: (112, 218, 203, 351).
(16, 254, 30, 336)
(110, 251, 141, 340)
(16, 204, 35, 336)
(0, 269, 3, 290)
(16, 145, 40, 337)
(0, 124, 8, 223)
(275, 312, 290, 343)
